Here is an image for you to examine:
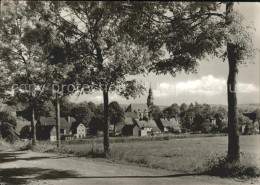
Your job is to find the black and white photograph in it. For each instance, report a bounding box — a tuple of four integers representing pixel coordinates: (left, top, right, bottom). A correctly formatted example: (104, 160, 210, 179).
(0, 1, 259, 185)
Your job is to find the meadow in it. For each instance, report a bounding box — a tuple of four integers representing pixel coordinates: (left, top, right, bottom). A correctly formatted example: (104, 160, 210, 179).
(27, 134, 260, 173)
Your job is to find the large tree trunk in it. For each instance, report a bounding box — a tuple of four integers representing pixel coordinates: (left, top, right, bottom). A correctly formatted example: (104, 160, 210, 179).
(31, 106, 37, 146)
(103, 89, 110, 156)
(226, 2, 240, 162)
(56, 93, 61, 148)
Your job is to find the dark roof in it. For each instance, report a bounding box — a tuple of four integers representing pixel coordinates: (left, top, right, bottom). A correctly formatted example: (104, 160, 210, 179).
(169, 118, 181, 130)
(39, 117, 71, 132)
(70, 122, 83, 132)
(124, 117, 136, 125)
(159, 118, 172, 127)
(158, 118, 181, 130)
(116, 124, 125, 132)
(122, 124, 136, 130)
(38, 125, 56, 135)
(125, 112, 139, 119)
(125, 104, 149, 113)
(169, 118, 181, 129)
(135, 120, 158, 129)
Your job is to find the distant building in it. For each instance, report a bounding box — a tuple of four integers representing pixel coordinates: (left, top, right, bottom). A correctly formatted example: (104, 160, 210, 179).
(125, 103, 150, 120)
(122, 85, 163, 136)
(209, 118, 216, 125)
(156, 118, 181, 133)
(36, 116, 75, 141)
(37, 125, 57, 141)
(122, 124, 140, 136)
(125, 85, 154, 120)
(122, 118, 161, 137)
(70, 122, 86, 138)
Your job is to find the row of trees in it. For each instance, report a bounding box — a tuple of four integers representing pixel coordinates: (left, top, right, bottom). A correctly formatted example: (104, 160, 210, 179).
(151, 103, 260, 134)
(0, 1, 256, 162)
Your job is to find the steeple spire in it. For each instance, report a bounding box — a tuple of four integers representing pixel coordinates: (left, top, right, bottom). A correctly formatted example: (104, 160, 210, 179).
(147, 83, 154, 108)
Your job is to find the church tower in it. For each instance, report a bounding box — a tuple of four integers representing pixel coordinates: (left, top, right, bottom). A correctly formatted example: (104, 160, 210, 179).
(147, 84, 154, 108)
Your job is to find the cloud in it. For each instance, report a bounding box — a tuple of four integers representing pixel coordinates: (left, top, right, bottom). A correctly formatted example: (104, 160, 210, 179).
(153, 75, 258, 97)
(237, 83, 259, 93)
(87, 93, 122, 103)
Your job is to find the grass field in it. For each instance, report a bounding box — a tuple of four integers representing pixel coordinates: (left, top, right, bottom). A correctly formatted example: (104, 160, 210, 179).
(27, 134, 260, 173)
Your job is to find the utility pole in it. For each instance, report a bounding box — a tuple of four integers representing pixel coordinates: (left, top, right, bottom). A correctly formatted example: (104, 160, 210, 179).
(56, 92, 61, 148)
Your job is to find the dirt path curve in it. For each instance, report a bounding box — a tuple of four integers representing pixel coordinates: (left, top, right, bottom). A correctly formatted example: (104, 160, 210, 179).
(0, 151, 259, 185)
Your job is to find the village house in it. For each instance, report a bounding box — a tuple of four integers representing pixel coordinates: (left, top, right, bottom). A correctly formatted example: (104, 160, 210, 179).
(122, 124, 140, 136)
(36, 116, 75, 141)
(125, 84, 154, 120)
(69, 122, 86, 138)
(156, 118, 181, 133)
(122, 118, 161, 137)
(37, 125, 57, 141)
(121, 85, 164, 137)
(125, 103, 150, 120)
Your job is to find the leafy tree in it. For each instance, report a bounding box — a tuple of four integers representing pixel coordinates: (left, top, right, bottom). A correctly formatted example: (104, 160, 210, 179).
(59, 97, 76, 117)
(0, 111, 17, 143)
(131, 2, 255, 162)
(0, 2, 68, 146)
(163, 103, 180, 119)
(35, 101, 55, 119)
(71, 103, 94, 127)
(253, 109, 260, 124)
(89, 104, 104, 135)
(193, 114, 212, 133)
(238, 113, 251, 127)
(149, 105, 164, 120)
(179, 103, 188, 117)
(88, 102, 97, 114)
(17, 100, 55, 121)
(108, 101, 124, 135)
(33, 1, 157, 155)
(215, 107, 228, 131)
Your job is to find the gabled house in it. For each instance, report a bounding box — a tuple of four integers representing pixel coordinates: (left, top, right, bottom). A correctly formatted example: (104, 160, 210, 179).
(37, 116, 73, 134)
(134, 119, 161, 136)
(169, 118, 181, 133)
(70, 122, 86, 138)
(122, 124, 140, 136)
(37, 125, 57, 141)
(156, 118, 181, 133)
(125, 103, 150, 120)
(36, 116, 75, 141)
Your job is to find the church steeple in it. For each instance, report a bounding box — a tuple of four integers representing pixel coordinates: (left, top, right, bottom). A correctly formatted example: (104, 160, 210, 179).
(147, 83, 154, 108)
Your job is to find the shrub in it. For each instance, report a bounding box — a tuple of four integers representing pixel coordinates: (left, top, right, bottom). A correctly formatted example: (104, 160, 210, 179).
(202, 153, 260, 179)
(0, 111, 18, 143)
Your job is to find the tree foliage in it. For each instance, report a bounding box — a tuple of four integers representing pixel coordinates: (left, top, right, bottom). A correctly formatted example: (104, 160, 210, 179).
(0, 111, 17, 142)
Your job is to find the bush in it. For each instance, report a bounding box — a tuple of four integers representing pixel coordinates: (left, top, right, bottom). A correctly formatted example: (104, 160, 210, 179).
(20, 142, 34, 151)
(0, 111, 18, 143)
(202, 153, 260, 179)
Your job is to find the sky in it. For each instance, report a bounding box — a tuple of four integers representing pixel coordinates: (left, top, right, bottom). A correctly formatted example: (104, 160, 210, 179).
(70, 2, 260, 106)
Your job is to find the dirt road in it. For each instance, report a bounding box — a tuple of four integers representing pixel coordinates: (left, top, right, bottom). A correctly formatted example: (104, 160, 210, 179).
(0, 151, 259, 185)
